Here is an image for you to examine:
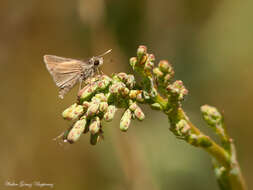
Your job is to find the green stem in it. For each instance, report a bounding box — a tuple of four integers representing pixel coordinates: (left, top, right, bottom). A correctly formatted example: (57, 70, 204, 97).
(228, 142, 247, 190)
(178, 108, 231, 168)
(155, 94, 247, 190)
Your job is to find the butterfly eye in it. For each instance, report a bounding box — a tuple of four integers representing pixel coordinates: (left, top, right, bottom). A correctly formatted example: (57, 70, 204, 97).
(94, 60, 100, 66)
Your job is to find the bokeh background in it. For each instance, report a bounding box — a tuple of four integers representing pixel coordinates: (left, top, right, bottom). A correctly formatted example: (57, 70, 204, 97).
(1, 0, 252, 189)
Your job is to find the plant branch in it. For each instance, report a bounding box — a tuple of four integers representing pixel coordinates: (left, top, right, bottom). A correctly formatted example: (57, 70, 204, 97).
(59, 45, 247, 190)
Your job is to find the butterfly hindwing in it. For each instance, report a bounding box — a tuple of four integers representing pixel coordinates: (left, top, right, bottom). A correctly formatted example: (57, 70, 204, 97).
(44, 55, 83, 98)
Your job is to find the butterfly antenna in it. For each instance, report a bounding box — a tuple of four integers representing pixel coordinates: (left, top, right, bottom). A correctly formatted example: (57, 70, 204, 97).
(98, 49, 112, 57)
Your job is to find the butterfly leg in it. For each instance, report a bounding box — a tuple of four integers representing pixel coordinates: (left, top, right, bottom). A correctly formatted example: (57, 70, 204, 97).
(100, 69, 104, 75)
(96, 68, 104, 82)
(96, 68, 100, 75)
(53, 132, 65, 146)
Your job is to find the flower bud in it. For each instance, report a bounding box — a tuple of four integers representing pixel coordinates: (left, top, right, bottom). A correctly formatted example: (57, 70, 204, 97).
(158, 60, 171, 73)
(103, 105, 117, 121)
(176, 120, 191, 136)
(95, 93, 107, 102)
(126, 75, 135, 89)
(137, 45, 147, 61)
(90, 133, 99, 145)
(97, 75, 112, 90)
(145, 61, 154, 71)
(82, 101, 90, 110)
(144, 54, 155, 71)
(188, 134, 212, 147)
(167, 80, 188, 100)
(136, 92, 144, 102)
(84, 76, 99, 85)
(91, 97, 101, 104)
(89, 117, 101, 134)
(114, 73, 135, 90)
(201, 105, 222, 127)
(149, 54, 155, 62)
(67, 117, 87, 143)
(188, 134, 198, 146)
(78, 83, 98, 101)
(153, 67, 164, 78)
(120, 87, 130, 96)
(129, 102, 138, 111)
(120, 109, 132, 132)
(117, 73, 128, 81)
(134, 106, 145, 121)
(129, 57, 137, 68)
(86, 103, 99, 117)
(145, 60, 154, 71)
(214, 165, 227, 184)
(109, 82, 126, 94)
(138, 55, 147, 65)
(99, 102, 108, 113)
(62, 103, 84, 120)
(129, 90, 138, 99)
(198, 135, 212, 148)
(151, 103, 162, 110)
(164, 74, 172, 83)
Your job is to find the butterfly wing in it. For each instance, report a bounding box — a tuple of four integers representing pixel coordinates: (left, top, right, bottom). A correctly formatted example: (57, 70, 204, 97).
(44, 55, 83, 98)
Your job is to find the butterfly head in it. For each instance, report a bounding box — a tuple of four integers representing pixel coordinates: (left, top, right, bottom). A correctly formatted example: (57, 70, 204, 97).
(90, 56, 104, 68)
(91, 49, 112, 67)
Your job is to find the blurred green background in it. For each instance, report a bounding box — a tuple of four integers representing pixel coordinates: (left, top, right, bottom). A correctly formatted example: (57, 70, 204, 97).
(1, 0, 252, 189)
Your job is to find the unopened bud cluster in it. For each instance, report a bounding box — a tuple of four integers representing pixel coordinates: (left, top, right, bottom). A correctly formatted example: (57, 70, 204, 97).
(120, 102, 145, 131)
(60, 45, 189, 145)
(130, 46, 155, 77)
(63, 91, 114, 145)
(153, 60, 174, 92)
(200, 104, 229, 144)
(131, 45, 188, 105)
(174, 119, 212, 148)
(61, 73, 145, 145)
(167, 80, 188, 101)
(201, 105, 222, 127)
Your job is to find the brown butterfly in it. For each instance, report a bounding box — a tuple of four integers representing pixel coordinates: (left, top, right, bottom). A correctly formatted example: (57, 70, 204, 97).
(44, 49, 111, 99)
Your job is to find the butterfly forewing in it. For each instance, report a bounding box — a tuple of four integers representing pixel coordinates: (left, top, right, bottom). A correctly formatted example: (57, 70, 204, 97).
(44, 55, 83, 98)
